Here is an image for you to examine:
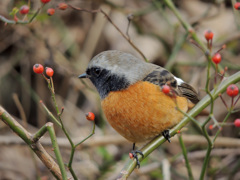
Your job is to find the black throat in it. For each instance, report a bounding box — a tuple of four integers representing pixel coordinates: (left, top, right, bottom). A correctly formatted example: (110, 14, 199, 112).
(89, 69, 130, 99)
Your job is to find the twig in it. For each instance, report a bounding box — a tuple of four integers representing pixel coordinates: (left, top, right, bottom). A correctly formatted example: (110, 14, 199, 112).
(162, 158, 171, 180)
(67, 121, 95, 178)
(0, 106, 64, 180)
(12, 93, 41, 178)
(46, 123, 67, 179)
(42, 74, 96, 180)
(160, 1, 222, 178)
(12, 93, 28, 128)
(42, 76, 78, 179)
(32, 122, 68, 179)
(68, 4, 149, 62)
(164, 32, 189, 71)
(40, 100, 62, 127)
(160, 0, 225, 72)
(178, 135, 194, 180)
(126, 14, 133, 39)
(0, 7, 41, 24)
(161, 0, 206, 50)
(232, 0, 240, 29)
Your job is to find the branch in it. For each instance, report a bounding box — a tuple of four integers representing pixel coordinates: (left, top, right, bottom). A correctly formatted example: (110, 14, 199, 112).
(0, 8, 41, 24)
(117, 71, 240, 179)
(0, 106, 66, 180)
(178, 135, 194, 180)
(158, 0, 225, 72)
(46, 123, 67, 179)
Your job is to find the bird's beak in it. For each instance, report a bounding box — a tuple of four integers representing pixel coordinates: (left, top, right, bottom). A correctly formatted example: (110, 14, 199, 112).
(78, 73, 88, 78)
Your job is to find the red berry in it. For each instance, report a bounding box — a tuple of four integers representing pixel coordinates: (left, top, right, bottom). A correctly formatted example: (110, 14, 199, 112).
(41, 0, 51, 4)
(33, 64, 44, 74)
(234, 119, 240, 127)
(86, 112, 95, 121)
(212, 53, 221, 64)
(162, 85, 170, 94)
(208, 125, 214, 130)
(47, 8, 55, 16)
(46, 67, 54, 77)
(204, 30, 214, 41)
(20, 5, 29, 15)
(226, 84, 239, 97)
(129, 153, 134, 159)
(234, 2, 240, 10)
(58, 3, 68, 10)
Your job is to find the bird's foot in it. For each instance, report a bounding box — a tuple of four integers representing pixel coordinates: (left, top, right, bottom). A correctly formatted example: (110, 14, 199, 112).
(130, 150, 144, 168)
(162, 130, 171, 143)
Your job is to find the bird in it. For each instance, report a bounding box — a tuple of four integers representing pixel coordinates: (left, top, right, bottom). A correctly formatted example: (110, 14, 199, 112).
(79, 50, 199, 166)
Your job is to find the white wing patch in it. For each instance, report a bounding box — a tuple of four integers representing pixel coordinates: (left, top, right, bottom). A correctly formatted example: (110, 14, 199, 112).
(174, 76, 184, 85)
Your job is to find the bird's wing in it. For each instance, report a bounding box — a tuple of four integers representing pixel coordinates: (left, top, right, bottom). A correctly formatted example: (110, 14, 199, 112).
(142, 67, 199, 104)
(177, 82, 200, 104)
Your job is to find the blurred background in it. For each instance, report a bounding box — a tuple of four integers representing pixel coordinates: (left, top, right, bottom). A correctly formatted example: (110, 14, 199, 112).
(0, 0, 240, 179)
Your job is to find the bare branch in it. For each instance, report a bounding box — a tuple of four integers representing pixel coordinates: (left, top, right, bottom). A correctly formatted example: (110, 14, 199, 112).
(0, 106, 64, 180)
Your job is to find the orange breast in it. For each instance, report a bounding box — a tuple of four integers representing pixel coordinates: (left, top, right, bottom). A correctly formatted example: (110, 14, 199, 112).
(101, 81, 188, 143)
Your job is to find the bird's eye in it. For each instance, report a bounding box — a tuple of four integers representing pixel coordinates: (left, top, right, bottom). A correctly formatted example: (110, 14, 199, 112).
(92, 67, 101, 76)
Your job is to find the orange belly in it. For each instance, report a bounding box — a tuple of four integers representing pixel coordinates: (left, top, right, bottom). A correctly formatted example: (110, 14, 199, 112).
(101, 81, 188, 143)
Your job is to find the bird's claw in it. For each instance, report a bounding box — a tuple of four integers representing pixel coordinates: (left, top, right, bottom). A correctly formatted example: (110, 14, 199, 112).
(130, 150, 144, 168)
(162, 130, 171, 143)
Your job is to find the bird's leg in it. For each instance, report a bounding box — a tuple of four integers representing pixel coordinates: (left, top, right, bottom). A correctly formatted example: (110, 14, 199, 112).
(162, 130, 171, 143)
(130, 143, 144, 168)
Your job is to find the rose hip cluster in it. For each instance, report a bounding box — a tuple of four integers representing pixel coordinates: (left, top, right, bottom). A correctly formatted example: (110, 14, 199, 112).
(33, 64, 54, 77)
(204, 29, 240, 130)
(33, 63, 96, 123)
(226, 84, 239, 128)
(209, 84, 239, 130)
(43, 0, 68, 16)
(18, 1, 68, 18)
(42, 0, 68, 16)
(204, 30, 226, 65)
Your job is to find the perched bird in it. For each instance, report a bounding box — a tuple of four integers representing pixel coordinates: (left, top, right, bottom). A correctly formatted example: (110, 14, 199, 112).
(79, 50, 199, 166)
